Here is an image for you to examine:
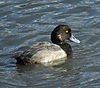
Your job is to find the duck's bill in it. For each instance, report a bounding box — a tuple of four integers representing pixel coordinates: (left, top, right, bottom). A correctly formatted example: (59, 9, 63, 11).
(69, 34, 80, 43)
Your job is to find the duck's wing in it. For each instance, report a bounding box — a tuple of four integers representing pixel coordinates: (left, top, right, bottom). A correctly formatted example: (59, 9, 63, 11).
(15, 42, 51, 65)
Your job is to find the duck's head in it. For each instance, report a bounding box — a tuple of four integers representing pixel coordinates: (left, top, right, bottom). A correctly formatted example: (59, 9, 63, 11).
(51, 25, 80, 44)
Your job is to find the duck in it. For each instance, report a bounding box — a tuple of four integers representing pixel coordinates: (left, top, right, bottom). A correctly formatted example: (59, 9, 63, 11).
(15, 25, 80, 66)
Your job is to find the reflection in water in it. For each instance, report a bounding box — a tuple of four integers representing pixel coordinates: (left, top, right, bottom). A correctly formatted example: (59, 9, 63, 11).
(0, 0, 100, 88)
(15, 59, 77, 88)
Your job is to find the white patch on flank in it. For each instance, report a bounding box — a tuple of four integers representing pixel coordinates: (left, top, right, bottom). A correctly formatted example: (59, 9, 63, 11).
(31, 42, 67, 66)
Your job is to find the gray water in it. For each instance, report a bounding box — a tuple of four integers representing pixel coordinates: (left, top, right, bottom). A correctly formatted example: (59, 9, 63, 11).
(0, 0, 100, 88)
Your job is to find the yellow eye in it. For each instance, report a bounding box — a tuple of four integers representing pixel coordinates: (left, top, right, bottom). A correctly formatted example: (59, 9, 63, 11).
(66, 30, 68, 33)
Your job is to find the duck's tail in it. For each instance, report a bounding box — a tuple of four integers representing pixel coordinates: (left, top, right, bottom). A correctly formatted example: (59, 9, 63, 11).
(15, 53, 37, 65)
(15, 54, 26, 65)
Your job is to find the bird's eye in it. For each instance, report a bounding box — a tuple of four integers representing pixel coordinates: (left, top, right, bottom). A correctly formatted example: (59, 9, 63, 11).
(66, 30, 68, 33)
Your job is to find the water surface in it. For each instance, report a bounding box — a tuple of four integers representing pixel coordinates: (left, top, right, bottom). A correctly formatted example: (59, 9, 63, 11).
(0, 0, 100, 88)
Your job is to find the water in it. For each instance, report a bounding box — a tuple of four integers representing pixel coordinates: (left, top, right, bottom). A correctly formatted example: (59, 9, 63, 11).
(0, 0, 100, 88)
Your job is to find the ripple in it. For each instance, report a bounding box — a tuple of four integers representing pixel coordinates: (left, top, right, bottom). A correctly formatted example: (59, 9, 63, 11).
(0, 0, 100, 88)
(80, 72, 100, 87)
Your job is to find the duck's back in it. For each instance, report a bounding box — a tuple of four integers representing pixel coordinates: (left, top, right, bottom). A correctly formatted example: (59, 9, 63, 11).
(16, 42, 67, 66)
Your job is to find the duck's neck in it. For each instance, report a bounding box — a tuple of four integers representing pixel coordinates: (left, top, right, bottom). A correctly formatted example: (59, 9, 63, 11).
(57, 43, 72, 57)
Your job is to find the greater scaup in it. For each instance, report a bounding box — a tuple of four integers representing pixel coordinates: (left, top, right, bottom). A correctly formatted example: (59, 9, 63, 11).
(15, 25, 80, 66)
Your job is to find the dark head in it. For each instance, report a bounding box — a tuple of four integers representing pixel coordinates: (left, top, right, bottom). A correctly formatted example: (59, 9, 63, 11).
(51, 25, 80, 44)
